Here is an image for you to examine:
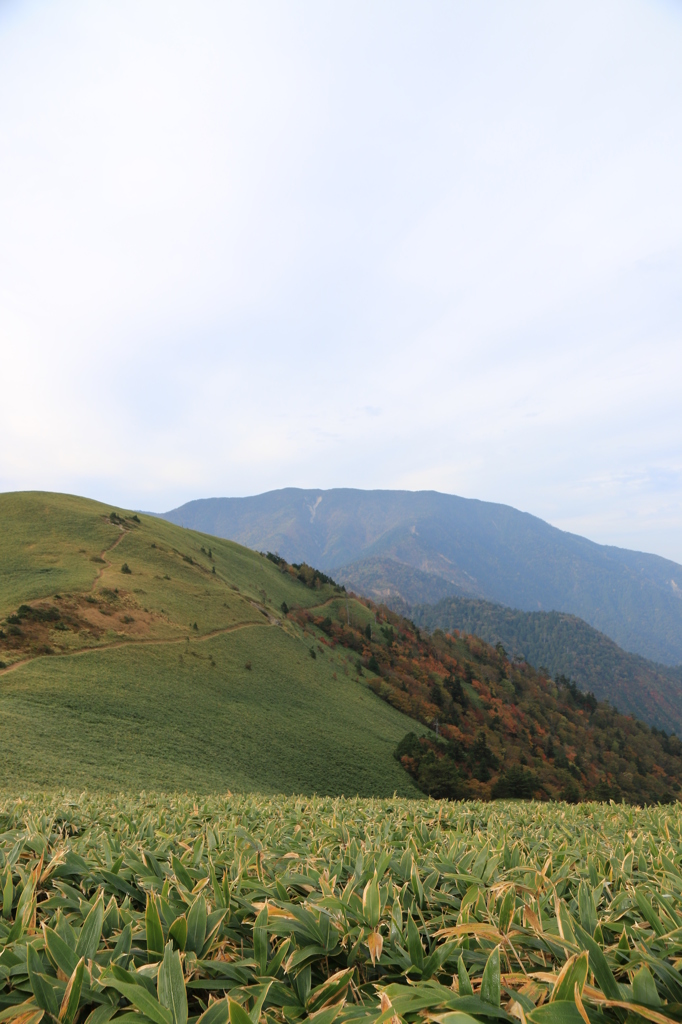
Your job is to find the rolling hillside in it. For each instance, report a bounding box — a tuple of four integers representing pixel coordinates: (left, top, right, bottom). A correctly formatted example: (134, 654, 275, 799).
(4, 490, 682, 804)
(159, 488, 682, 665)
(411, 596, 682, 735)
(0, 491, 422, 796)
(283, 582, 682, 804)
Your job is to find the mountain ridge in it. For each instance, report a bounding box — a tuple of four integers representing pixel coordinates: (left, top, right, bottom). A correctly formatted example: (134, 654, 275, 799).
(160, 487, 682, 665)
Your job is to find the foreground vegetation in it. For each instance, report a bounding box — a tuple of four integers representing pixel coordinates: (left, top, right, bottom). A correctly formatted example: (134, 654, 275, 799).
(2, 792, 682, 1024)
(411, 597, 682, 736)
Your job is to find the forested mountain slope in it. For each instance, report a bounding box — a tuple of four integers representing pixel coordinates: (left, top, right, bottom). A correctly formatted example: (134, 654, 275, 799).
(411, 596, 682, 735)
(279, 572, 682, 804)
(160, 488, 682, 664)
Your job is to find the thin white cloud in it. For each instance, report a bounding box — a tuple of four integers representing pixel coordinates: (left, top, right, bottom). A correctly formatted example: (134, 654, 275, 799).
(0, 0, 681, 561)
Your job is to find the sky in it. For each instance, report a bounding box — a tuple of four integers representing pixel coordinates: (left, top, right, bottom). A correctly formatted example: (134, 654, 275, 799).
(1, 1, 681, 563)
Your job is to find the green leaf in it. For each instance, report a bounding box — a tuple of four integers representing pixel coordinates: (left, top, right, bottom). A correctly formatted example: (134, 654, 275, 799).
(431, 1013, 481, 1024)
(186, 895, 207, 955)
(56, 914, 77, 952)
(294, 965, 311, 1007)
(248, 981, 273, 1024)
(112, 921, 133, 963)
(76, 895, 104, 962)
(307, 1006, 343, 1024)
(43, 925, 79, 978)
(58, 957, 84, 1024)
(108, 963, 152, 991)
(27, 945, 59, 1018)
(480, 946, 500, 1007)
(209, 861, 224, 910)
(265, 936, 290, 977)
(197, 1001, 230, 1024)
(557, 902, 575, 945)
(423, 941, 458, 982)
(498, 889, 515, 934)
(571, 917, 620, 999)
(158, 941, 188, 1024)
(83, 1005, 117, 1024)
(457, 957, 473, 997)
(169, 916, 187, 952)
(2, 870, 12, 920)
(200, 909, 227, 959)
(406, 912, 424, 972)
(577, 883, 597, 938)
(410, 862, 424, 907)
(363, 874, 381, 929)
(253, 906, 268, 975)
(286, 945, 330, 972)
(172, 856, 194, 892)
(528, 1002, 585, 1024)
(632, 966, 661, 1007)
(551, 952, 588, 1003)
(146, 893, 165, 958)
(306, 968, 354, 1013)
(635, 889, 667, 938)
(16, 874, 36, 923)
(472, 846, 488, 881)
(101, 973, 173, 1024)
(227, 1000, 252, 1024)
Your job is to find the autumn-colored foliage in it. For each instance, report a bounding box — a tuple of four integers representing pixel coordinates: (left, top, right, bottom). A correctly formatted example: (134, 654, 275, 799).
(289, 594, 682, 804)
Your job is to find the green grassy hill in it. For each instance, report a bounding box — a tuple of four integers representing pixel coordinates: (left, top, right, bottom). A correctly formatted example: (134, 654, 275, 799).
(410, 595, 682, 735)
(0, 491, 422, 795)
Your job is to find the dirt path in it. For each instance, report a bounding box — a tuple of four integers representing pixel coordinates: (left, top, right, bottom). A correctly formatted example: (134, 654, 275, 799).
(91, 527, 127, 589)
(0, 569, 346, 680)
(0, 618, 273, 678)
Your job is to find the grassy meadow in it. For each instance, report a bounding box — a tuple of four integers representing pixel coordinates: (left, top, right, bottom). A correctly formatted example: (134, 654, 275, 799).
(0, 491, 422, 795)
(0, 630, 418, 794)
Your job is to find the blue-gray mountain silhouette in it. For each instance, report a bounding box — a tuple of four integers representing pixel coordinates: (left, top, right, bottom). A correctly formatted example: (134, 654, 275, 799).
(160, 488, 682, 666)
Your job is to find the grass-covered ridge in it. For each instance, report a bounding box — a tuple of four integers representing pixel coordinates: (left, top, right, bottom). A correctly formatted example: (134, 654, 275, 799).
(0, 491, 422, 796)
(2, 792, 682, 1024)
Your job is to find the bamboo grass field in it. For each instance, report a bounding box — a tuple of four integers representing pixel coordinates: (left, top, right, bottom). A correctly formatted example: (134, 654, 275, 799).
(2, 793, 682, 1024)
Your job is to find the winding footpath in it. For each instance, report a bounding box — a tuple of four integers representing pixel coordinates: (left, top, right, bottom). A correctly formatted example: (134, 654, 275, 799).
(0, 527, 277, 678)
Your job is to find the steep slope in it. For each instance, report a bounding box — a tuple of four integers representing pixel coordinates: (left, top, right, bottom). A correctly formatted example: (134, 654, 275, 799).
(160, 488, 682, 664)
(285, 583, 682, 804)
(411, 596, 682, 735)
(0, 492, 422, 796)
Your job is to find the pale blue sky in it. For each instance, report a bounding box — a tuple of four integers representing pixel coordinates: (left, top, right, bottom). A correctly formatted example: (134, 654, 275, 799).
(1, 1, 681, 562)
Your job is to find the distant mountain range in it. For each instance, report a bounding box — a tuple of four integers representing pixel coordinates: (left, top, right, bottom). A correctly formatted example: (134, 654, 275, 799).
(410, 596, 682, 736)
(160, 488, 682, 666)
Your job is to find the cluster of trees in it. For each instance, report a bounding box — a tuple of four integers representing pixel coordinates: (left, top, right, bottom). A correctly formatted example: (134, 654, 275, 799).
(265, 552, 342, 590)
(289, 598, 682, 804)
(411, 596, 682, 735)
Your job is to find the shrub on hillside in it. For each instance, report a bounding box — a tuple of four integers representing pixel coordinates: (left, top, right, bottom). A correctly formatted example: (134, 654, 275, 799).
(492, 765, 537, 799)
